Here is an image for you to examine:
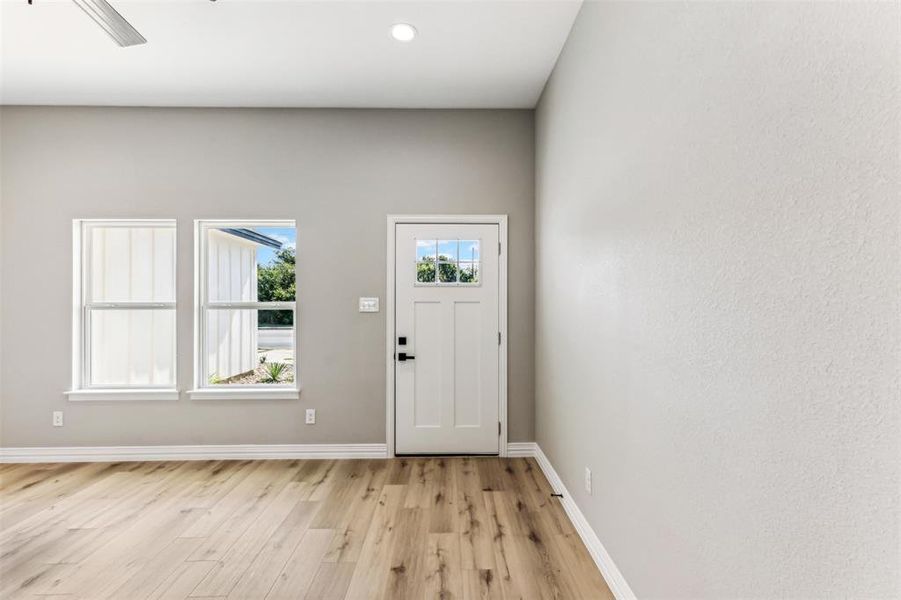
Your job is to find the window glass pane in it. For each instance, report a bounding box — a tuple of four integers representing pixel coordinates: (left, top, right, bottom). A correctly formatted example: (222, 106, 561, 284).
(90, 226, 175, 303)
(206, 309, 295, 385)
(416, 240, 437, 261)
(459, 240, 480, 261)
(90, 309, 175, 386)
(437, 240, 458, 262)
(208, 226, 296, 302)
(416, 261, 436, 283)
(438, 262, 458, 283)
(459, 262, 479, 284)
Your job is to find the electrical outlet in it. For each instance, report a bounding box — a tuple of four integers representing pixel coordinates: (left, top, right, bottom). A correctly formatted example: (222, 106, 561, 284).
(584, 467, 592, 495)
(305, 409, 316, 425)
(53, 411, 64, 427)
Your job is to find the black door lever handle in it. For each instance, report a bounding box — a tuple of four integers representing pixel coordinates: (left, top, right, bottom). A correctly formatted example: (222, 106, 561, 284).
(398, 352, 415, 361)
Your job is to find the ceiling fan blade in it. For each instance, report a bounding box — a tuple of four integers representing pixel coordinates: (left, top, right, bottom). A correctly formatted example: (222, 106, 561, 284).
(72, 0, 146, 47)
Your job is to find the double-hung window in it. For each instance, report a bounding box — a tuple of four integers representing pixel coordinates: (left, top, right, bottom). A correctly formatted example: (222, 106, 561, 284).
(67, 220, 178, 401)
(189, 220, 298, 400)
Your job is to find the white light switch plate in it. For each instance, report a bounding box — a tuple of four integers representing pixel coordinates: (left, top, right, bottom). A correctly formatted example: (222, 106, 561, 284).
(305, 409, 316, 424)
(359, 297, 379, 313)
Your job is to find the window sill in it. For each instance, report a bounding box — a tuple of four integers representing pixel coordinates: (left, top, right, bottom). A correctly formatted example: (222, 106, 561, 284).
(187, 388, 300, 400)
(65, 389, 180, 401)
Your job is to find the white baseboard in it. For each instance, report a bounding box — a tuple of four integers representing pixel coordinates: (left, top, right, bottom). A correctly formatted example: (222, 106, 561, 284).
(0, 443, 388, 463)
(505, 442, 635, 599)
(506, 442, 538, 457)
(532, 444, 637, 600)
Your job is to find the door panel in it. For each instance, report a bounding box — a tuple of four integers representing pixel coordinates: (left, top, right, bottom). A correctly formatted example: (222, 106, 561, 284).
(454, 301, 481, 428)
(413, 301, 442, 427)
(395, 223, 500, 454)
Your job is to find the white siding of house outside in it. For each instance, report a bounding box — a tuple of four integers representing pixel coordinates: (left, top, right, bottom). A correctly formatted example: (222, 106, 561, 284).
(206, 230, 259, 381)
(89, 226, 176, 386)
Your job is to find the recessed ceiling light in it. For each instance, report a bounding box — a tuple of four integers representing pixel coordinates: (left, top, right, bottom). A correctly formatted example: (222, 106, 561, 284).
(391, 23, 417, 42)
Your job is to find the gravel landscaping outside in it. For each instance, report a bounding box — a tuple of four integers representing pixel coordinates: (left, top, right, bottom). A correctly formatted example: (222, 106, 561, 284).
(219, 361, 295, 385)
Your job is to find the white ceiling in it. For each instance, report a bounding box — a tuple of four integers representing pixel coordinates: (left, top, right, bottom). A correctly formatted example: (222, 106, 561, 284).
(0, 0, 582, 108)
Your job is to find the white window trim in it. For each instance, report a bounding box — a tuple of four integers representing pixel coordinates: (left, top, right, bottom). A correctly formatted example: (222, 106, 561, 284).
(188, 219, 299, 401)
(67, 219, 179, 402)
(187, 388, 299, 401)
(65, 389, 180, 401)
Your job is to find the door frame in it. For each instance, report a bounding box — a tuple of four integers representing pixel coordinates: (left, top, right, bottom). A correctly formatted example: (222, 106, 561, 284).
(386, 214, 508, 458)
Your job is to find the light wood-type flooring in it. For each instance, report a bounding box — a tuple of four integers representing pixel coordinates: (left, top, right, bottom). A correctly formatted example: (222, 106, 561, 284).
(0, 458, 613, 599)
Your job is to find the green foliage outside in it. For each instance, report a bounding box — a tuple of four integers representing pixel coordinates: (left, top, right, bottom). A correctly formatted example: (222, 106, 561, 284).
(261, 361, 289, 383)
(258, 247, 295, 326)
(417, 255, 477, 283)
(459, 264, 477, 283)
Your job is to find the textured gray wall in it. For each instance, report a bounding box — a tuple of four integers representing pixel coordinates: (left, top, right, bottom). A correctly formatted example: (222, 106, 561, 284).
(0, 107, 535, 446)
(535, 2, 899, 597)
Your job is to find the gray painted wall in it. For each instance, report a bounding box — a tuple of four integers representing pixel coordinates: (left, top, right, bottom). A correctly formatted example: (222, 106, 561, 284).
(535, 2, 898, 598)
(0, 107, 535, 446)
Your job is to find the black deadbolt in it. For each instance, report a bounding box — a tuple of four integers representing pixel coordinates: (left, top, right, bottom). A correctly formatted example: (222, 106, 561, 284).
(398, 336, 407, 346)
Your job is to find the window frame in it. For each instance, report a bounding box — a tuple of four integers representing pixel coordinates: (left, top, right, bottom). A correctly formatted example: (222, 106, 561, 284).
(414, 237, 482, 287)
(66, 219, 179, 402)
(189, 219, 299, 400)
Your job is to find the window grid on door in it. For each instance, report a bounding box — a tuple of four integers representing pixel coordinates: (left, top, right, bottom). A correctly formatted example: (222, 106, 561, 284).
(415, 239, 481, 286)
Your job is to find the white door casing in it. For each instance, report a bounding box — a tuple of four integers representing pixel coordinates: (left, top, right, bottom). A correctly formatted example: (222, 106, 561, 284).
(393, 222, 502, 455)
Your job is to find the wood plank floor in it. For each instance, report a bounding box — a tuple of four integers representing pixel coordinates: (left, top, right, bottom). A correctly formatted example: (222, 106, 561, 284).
(0, 458, 613, 599)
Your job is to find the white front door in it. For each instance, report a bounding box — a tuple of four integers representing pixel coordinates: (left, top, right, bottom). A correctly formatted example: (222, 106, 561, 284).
(395, 223, 500, 454)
